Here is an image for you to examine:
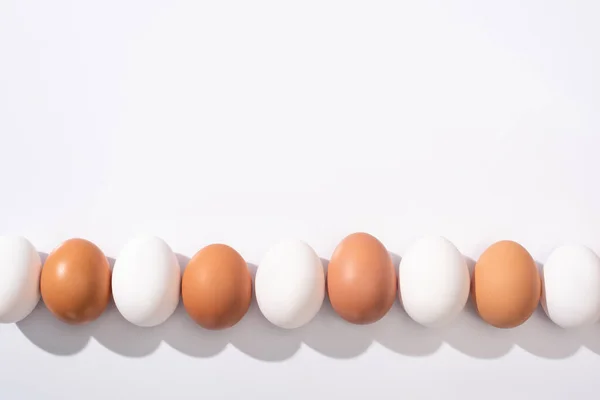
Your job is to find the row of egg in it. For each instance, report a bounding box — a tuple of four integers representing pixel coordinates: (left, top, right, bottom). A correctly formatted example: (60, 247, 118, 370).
(0, 233, 598, 330)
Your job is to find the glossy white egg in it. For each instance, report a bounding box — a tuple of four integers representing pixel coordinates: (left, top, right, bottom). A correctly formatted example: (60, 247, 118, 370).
(0, 236, 42, 323)
(542, 244, 600, 328)
(112, 236, 181, 327)
(255, 239, 325, 329)
(399, 235, 470, 327)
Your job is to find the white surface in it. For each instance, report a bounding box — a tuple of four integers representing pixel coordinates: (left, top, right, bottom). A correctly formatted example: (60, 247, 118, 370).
(112, 236, 181, 327)
(1, 0, 600, 399)
(0, 236, 41, 323)
(542, 245, 600, 328)
(399, 236, 470, 327)
(256, 239, 325, 329)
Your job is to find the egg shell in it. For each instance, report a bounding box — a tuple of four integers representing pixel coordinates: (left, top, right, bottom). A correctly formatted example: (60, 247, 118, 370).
(327, 232, 397, 324)
(182, 243, 252, 330)
(255, 239, 325, 329)
(112, 236, 181, 327)
(40, 238, 111, 324)
(399, 236, 470, 327)
(472, 240, 541, 328)
(541, 245, 600, 328)
(0, 236, 42, 323)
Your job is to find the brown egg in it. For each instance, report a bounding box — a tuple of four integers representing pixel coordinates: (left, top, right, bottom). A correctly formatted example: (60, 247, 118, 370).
(182, 243, 252, 330)
(472, 240, 541, 328)
(40, 238, 111, 324)
(327, 232, 397, 324)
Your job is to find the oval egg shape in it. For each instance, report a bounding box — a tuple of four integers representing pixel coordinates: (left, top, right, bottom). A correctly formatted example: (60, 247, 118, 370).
(0, 236, 42, 323)
(40, 238, 111, 324)
(399, 235, 470, 327)
(255, 239, 325, 329)
(327, 232, 396, 324)
(112, 236, 181, 327)
(472, 240, 541, 328)
(182, 243, 252, 330)
(542, 244, 600, 328)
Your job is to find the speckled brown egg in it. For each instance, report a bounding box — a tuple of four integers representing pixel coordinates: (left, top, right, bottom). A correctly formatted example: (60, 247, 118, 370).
(40, 238, 111, 324)
(472, 240, 541, 328)
(327, 232, 397, 324)
(182, 244, 252, 330)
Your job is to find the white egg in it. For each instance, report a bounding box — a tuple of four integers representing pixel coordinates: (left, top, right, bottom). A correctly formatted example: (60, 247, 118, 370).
(112, 236, 181, 327)
(399, 235, 470, 327)
(0, 236, 42, 323)
(542, 244, 600, 328)
(255, 239, 325, 329)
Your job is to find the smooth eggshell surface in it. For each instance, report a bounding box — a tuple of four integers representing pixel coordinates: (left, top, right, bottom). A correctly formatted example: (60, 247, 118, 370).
(41, 238, 111, 324)
(255, 239, 325, 329)
(0, 236, 42, 323)
(182, 243, 252, 330)
(472, 240, 541, 328)
(327, 232, 396, 324)
(112, 236, 181, 327)
(542, 245, 600, 328)
(399, 236, 470, 327)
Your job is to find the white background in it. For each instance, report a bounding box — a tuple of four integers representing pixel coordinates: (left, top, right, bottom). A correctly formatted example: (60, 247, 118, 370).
(1, 1, 600, 399)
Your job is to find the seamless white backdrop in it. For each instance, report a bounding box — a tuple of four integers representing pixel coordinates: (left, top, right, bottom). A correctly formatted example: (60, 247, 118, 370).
(1, 1, 600, 399)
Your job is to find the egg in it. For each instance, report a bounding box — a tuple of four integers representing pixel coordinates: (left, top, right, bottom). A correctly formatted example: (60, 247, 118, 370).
(541, 245, 600, 328)
(399, 235, 470, 327)
(472, 240, 541, 328)
(0, 236, 42, 323)
(327, 232, 396, 324)
(255, 239, 325, 329)
(112, 236, 181, 327)
(40, 238, 111, 324)
(182, 243, 251, 330)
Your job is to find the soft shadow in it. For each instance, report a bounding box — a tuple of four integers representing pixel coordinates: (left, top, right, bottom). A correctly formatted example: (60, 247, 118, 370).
(389, 251, 401, 274)
(17, 302, 92, 356)
(162, 302, 229, 358)
(580, 323, 600, 355)
(18, 253, 592, 360)
(17, 251, 89, 356)
(175, 253, 190, 275)
(246, 261, 258, 279)
(161, 252, 227, 357)
(38, 252, 48, 265)
(93, 300, 163, 357)
(302, 257, 371, 358)
(301, 257, 374, 358)
(376, 302, 443, 356)
(444, 255, 513, 358)
(511, 259, 583, 358)
(377, 251, 442, 356)
(513, 304, 582, 358)
(302, 297, 374, 358)
(320, 258, 329, 275)
(465, 255, 476, 276)
(445, 256, 585, 359)
(514, 259, 582, 358)
(229, 300, 302, 361)
(444, 297, 513, 358)
(229, 263, 301, 361)
(390, 251, 401, 306)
